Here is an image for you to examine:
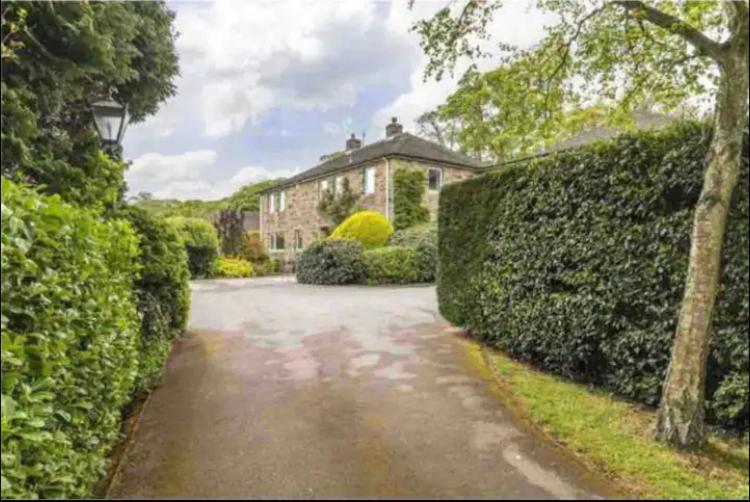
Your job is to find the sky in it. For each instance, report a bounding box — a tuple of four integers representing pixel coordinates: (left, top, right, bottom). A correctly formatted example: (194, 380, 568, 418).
(123, 0, 555, 201)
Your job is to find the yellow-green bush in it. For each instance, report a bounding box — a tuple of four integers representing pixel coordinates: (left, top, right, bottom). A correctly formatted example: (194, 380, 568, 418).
(1, 179, 141, 498)
(330, 210, 393, 250)
(214, 257, 255, 278)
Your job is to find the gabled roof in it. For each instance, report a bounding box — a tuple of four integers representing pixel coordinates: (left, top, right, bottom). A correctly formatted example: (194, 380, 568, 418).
(263, 132, 486, 192)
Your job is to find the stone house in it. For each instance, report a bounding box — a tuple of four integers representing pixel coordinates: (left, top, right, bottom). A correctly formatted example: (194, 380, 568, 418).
(259, 117, 485, 267)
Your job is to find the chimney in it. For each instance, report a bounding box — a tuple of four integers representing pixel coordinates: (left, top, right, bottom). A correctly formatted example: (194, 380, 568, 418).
(346, 133, 362, 150)
(385, 116, 403, 137)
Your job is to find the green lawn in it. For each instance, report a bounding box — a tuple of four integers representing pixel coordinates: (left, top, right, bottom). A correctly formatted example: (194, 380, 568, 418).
(482, 347, 749, 499)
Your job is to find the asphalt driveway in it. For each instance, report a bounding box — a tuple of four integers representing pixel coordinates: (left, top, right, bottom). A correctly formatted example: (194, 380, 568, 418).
(108, 277, 609, 499)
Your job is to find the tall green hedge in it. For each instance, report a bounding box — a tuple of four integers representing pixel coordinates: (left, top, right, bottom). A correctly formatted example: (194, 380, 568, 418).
(438, 122, 749, 430)
(1, 179, 141, 498)
(119, 207, 190, 396)
(167, 216, 219, 278)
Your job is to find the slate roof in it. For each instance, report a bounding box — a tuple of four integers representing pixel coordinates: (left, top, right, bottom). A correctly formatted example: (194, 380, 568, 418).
(263, 132, 486, 192)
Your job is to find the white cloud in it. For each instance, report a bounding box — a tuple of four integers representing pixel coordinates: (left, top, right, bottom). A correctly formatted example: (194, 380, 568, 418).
(170, 0, 417, 138)
(127, 149, 296, 201)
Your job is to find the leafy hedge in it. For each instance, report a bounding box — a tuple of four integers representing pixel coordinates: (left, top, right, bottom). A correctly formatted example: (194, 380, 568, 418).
(364, 246, 422, 284)
(1, 179, 141, 498)
(167, 216, 219, 278)
(393, 169, 429, 230)
(295, 239, 366, 285)
(438, 122, 749, 430)
(330, 210, 393, 249)
(214, 257, 255, 278)
(389, 223, 438, 282)
(118, 207, 190, 396)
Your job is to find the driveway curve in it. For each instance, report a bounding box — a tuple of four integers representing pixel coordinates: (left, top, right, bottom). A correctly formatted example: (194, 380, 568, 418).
(108, 277, 610, 499)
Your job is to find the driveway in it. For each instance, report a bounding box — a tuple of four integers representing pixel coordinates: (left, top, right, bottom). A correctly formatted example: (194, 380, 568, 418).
(108, 277, 609, 499)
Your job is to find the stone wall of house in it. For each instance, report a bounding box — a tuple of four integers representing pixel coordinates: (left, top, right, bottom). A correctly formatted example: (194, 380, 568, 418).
(261, 158, 478, 269)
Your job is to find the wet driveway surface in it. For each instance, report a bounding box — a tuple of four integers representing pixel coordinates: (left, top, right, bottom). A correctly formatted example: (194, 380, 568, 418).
(108, 277, 609, 499)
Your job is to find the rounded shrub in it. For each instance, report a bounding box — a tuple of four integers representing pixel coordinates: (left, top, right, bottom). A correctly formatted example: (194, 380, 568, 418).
(330, 210, 393, 250)
(118, 206, 191, 396)
(215, 257, 255, 278)
(1, 179, 141, 499)
(239, 230, 269, 263)
(167, 216, 220, 278)
(364, 246, 422, 284)
(295, 238, 366, 285)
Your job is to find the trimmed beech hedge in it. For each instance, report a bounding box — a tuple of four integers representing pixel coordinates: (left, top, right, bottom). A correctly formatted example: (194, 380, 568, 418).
(295, 239, 367, 285)
(1, 179, 141, 498)
(438, 123, 749, 430)
(119, 207, 190, 396)
(364, 246, 421, 284)
(389, 223, 438, 282)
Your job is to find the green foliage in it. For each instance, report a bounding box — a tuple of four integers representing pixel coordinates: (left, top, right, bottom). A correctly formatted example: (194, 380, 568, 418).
(331, 210, 393, 249)
(1, 1, 179, 207)
(133, 178, 284, 219)
(117, 206, 190, 396)
(364, 246, 422, 285)
(437, 123, 749, 430)
(1, 178, 141, 498)
(239, 231, 269, 263)
(167, 217, 219, 279)
(393, 169, 429, 230)
(317, 177, 361, 225)
(389, 223, 438, 282)
(214, 257, 255, 278)
(295, 239, 366, 285)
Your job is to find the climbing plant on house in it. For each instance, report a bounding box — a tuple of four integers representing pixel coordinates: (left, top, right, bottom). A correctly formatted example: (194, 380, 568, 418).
(318, 177, 361, 225)
(393, 169, 429, 230)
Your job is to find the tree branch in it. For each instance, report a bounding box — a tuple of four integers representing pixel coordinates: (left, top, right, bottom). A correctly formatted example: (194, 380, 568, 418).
(613, 1, 723, 62)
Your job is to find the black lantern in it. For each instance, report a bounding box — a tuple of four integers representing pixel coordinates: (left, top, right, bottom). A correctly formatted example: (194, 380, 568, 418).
(91, 97, 129, 148)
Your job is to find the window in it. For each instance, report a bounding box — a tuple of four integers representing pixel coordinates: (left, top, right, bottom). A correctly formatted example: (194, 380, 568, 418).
(319, 179, 331, 198)
(266, 233, 274, 250)
(428, 168, 443, 191)
(363, 166, 375, 194)
(275, 233, 285, 250)
(335, 176, 345, 195)
(293, 230, 303, 250)
(279, 191, 286, 212)
(268, 193, 275, 214)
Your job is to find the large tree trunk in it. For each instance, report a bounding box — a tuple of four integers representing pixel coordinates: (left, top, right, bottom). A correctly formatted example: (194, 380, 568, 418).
(654, 20, 749, 447)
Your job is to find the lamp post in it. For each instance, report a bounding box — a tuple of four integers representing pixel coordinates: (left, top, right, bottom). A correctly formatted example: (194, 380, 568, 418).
(91, 96, 129, 157)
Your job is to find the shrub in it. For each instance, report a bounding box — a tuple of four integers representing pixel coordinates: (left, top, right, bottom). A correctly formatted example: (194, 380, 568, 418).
(1, 179, 141, 498)
(239, 230, 269, 263)
(364, 246, 422, 284)
(437, 122, 749, 430)
(389, 223, 438, 282)
(330, 210, 393, 250)
(118, 207, 190, 396)
(215, 257, 255, 278)
(167, 216, 219, 278)
(393, 169, 429, 230)
(295, 239, 366, 285)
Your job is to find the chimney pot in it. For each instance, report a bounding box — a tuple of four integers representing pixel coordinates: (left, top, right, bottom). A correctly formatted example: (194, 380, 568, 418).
(346, 133, 362, 150)
(386, 116, 403, 137)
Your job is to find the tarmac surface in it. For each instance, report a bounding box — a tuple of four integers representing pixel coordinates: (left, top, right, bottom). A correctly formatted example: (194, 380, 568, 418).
(108, 277, 610, 499)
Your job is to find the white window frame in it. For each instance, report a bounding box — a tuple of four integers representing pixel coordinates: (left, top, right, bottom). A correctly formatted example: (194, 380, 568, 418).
(363, 166, 375, 195)
(279, 190, 286, 212)
(268, 193, 275, 214)
(335, 176, 345, 195)
(319, 179, 330, 198)
(428, 167, 443, 192)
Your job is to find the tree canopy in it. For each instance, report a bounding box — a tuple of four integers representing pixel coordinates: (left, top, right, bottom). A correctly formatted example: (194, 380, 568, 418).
(1, 1, 179, 207)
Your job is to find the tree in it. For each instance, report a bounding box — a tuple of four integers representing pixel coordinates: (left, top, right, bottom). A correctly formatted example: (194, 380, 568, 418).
(414, 0, 749, 448)
(1, 1, 179, 207)
(318, 177, 361, 226)
(416, 110, 462, 151)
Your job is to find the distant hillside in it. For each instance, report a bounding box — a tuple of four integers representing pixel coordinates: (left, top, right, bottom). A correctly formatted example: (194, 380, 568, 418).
(132, 178, 284, 219)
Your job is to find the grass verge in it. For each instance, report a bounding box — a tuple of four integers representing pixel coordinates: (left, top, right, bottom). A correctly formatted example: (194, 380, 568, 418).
(483, 347, 749, 500)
